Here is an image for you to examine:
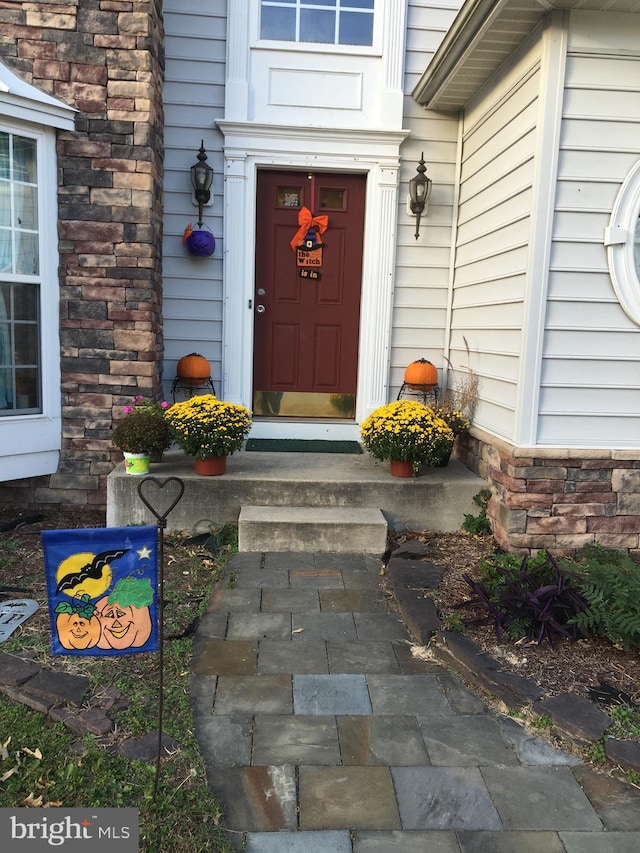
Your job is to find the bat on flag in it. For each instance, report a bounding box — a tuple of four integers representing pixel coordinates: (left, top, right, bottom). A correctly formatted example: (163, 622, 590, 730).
(55, 549, 129, 595)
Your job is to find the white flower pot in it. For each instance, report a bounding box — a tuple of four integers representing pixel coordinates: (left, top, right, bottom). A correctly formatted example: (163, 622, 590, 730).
(123, 452, 151, 475)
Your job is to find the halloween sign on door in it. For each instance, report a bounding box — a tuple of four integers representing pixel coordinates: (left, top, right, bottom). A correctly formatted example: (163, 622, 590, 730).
(290, 206, 328, 280)
(42, 526, 158, 656)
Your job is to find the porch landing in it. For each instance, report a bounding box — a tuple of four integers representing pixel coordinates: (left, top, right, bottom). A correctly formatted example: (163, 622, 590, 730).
(106, 449, 484, 547)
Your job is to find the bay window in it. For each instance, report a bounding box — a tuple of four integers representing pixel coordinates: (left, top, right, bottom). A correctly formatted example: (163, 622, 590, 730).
(0, 130, 41, 415)
(0, 56, 75, 481)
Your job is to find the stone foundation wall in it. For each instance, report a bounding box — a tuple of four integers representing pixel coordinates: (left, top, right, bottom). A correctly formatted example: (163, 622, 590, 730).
(456, 429, 640, 556)
(0, 0, 165, 510)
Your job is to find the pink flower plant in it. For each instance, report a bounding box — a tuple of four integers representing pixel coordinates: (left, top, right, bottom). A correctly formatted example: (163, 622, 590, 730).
(123, 395, 170, 416)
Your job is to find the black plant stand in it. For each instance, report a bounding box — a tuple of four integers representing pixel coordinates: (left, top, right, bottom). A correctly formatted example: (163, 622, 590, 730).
(397, 383, 440, 406)
(171, 376, 215, 402)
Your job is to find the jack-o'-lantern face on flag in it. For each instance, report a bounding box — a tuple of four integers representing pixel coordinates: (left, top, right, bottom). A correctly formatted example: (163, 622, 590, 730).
(95, 578, 154, 650)
(42, 526, 158, 657)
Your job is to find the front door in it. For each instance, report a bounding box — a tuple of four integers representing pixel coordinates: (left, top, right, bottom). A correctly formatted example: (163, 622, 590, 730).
(253, 170, 366, 419)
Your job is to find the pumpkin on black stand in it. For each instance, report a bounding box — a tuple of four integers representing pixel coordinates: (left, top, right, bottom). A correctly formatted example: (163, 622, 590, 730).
(176, 353, 211, 387)
(404, 358, 438, 391)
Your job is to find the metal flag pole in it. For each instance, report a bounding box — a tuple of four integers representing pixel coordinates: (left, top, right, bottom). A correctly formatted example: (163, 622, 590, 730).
(136, 477, 185, 800)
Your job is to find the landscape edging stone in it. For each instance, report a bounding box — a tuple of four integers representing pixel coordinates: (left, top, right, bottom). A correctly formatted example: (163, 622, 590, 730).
(384, 551, 640, 773)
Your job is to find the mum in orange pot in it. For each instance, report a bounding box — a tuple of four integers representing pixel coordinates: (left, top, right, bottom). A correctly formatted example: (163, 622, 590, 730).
(164, 393, 252, 475)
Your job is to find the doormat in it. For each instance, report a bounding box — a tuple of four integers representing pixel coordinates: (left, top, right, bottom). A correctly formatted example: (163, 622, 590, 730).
(245, 439, 363, 454)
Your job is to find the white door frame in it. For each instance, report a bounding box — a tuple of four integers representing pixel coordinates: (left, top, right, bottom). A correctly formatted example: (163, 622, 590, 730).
(216, 121, 407, 439)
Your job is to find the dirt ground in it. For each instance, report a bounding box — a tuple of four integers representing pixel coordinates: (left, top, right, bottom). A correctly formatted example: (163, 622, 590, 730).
(1, 506, 638, 709)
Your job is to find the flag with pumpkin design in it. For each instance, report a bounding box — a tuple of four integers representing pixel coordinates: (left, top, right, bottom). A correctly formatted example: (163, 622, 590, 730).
(42, 526, 159, 656)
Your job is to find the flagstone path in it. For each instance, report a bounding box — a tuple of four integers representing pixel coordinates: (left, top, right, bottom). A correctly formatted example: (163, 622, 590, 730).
(190, 552, 640, 852)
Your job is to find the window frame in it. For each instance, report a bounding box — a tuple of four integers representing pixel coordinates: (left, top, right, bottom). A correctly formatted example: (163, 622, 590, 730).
(254, 0, 382, 55)
(1, 126, 41, 414)
(605, 157, 640, 326)
(0, 117, 62, 480)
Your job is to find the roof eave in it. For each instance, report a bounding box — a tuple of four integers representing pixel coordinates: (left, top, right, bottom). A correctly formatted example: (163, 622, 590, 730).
(0, 58, 76, 131)
(412, 0, 519, 110)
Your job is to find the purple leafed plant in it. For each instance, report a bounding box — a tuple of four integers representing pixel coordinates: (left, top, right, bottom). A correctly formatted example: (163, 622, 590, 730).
(462, 551, 589, 646)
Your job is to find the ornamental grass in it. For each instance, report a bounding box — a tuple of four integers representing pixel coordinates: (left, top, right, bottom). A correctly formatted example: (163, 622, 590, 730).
(164, 394, 252, 460)
(360, 400, 454, 468)
(431, 405, 470, 436)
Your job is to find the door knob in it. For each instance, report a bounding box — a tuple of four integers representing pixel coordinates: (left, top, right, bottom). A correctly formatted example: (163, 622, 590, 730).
(256, 304, 266, 314)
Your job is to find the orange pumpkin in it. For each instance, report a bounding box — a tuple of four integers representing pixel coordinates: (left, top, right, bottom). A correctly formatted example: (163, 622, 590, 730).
(404, 358, 438, 391)
(95, 576, 154, 650)
(95, 597, 153, 650)
(55, 598, 102, 650)
(176, 352, 211, 386)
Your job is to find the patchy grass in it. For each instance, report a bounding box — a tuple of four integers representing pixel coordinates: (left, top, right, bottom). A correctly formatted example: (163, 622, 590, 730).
(0, 508, 236, 853)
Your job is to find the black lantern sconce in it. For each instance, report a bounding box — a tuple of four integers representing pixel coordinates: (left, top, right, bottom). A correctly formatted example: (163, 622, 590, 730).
(190, 140, 214, 227)
(408, 153, 433, 240)
(184, 140, 215, 257)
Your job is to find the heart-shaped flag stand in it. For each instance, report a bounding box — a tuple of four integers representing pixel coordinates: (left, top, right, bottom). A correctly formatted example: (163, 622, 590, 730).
(137, 477, 185, 524)
(134, 476, 185, 800)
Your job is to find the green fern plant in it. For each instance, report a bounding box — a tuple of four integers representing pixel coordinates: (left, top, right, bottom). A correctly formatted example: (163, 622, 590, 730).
(569, 543, 640, 650)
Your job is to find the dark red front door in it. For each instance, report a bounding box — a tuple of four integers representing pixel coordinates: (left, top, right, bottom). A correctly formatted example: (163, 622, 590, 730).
(253, 170, 366, 418)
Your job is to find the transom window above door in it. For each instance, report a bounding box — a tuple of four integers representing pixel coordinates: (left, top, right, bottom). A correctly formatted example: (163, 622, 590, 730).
(260, 0, 374, 46)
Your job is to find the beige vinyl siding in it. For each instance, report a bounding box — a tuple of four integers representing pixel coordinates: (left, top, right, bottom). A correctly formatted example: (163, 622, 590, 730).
(539, 10, 640, 447)
(161, 2, 227, 401)
(391, 0, 461, 396)
(449, 38, 543, 440)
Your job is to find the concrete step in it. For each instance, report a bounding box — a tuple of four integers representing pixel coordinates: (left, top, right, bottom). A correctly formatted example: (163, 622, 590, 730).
(106, 449, 485, 536)
(238, 506, 388, 553)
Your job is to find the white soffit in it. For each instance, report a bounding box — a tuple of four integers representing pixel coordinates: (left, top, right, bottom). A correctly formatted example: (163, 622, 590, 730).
(413, 0, 640, 112)
(0, 58, 76, 130)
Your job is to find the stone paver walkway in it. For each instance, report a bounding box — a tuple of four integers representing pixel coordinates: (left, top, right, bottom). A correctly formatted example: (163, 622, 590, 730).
(190, 552, 640, 852)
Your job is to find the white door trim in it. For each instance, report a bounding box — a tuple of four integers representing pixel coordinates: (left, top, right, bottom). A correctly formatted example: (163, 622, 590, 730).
(217, 121, 408, 439)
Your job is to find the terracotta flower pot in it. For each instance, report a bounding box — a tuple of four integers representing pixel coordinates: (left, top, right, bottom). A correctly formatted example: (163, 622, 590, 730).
(390, 459, 415, 478)
(194, 455, 227, 476)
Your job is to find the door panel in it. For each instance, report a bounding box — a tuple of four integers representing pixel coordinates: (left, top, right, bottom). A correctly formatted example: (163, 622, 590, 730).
(271, 325, 299, 386)
(314, 325, 341, 387)
(253, 169, 365, 419)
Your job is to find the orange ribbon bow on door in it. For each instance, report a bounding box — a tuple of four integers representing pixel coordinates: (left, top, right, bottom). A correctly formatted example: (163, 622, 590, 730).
(290, 206, 329, 252)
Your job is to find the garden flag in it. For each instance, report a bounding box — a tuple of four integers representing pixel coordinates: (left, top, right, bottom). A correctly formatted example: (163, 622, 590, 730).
(42, 526, 159, 657)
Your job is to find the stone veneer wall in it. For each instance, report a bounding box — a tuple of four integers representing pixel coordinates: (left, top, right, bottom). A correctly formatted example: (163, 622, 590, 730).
(456, 429, 640, 557)
(0, 0, 165, 509)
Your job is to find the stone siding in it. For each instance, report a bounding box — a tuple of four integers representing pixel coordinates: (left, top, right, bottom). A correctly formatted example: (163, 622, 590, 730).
(0, 0, 165, 509)
(456, 429, 640, 556)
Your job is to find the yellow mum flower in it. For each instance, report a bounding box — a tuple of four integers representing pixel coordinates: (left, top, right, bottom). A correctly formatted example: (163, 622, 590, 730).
(360, 401, 454, 467)
(165, 394, 252, 460)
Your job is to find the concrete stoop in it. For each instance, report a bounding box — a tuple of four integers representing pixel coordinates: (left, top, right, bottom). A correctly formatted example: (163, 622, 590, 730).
(238, 506, 387, 553)
(106, 448, 485, 538)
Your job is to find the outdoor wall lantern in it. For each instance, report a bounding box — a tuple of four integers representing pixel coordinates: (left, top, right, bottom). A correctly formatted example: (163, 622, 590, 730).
(191, 140, 213, 225)
(184, 141, 215, 256)
(408, 153, 432, 240)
